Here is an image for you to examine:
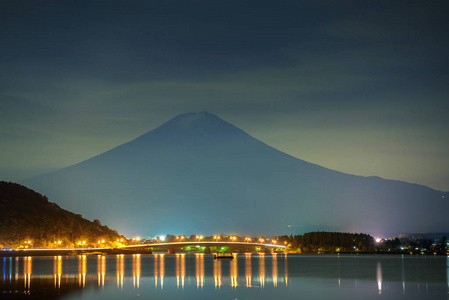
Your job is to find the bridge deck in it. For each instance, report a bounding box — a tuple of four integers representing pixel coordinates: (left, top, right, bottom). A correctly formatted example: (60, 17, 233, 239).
(119, 241, 285, 249)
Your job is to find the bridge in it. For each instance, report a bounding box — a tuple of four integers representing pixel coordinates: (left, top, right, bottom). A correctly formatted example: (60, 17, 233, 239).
(119, 241, 285, 252)
(1, 241, 285, 257)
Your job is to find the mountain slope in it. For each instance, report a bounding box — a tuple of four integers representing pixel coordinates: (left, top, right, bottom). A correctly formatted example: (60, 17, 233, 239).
(0, 181, 121, 248)
(23, 112, 449, 237)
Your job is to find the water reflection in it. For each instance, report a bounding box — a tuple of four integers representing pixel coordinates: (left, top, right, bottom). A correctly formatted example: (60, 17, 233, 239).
(195, 254, 204, 289)
(401, 255, 405, 294)
(78, 255, 87, 288)
(176, 254, 186, 289)
(259, 253, 265, 288)
(272, 253, 278, 287)
(154, 254, 165, 289)
(54, 256, 63, 290)
(132, 254, 141, 289)
(23, 256, 32, 294)
(377, 261, 382, 294)
(0, 254, 447, 299)
(116, 254, 124, 290)
(245, 253, 251, 287)
(213, 257, 222, 289)
(97, 255, 106, 288)
(284, 253, 288, 287)
(230, 254, 238, 288)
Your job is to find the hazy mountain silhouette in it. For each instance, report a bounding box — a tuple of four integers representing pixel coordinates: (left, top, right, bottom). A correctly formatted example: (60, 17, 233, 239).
(24, 112, 449, 237)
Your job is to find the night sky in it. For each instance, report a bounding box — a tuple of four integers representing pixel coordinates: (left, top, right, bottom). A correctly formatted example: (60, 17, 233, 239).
(1, 0, 448, 191)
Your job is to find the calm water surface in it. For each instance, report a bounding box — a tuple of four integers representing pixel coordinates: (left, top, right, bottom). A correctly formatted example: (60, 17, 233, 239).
(1, 254, 448, 299)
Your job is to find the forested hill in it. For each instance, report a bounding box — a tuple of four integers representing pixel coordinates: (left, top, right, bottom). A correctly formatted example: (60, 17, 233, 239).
(288, 232, 375, 253)
(0, 181, 122, 248)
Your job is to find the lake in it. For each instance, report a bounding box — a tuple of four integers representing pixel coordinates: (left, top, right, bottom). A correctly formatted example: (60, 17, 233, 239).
(1, 253, 448, 299)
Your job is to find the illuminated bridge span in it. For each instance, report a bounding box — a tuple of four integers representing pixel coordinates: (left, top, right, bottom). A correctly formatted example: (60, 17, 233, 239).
(2, 242, 285, 257)
(118, 241, 285, 249)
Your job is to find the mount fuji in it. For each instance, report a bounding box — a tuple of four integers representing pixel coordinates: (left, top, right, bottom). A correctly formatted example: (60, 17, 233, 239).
(23, 112, 449, 237)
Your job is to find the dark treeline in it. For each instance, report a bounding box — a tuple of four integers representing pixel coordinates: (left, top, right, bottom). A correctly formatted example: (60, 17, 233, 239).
(0, 182, 123, 248)
(279, 232, 375, 253)
(375, 236, 447, 255)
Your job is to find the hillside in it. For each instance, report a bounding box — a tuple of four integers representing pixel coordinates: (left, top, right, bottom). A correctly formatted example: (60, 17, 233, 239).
(0, 181, 122, 248)
(24, 112, 449, 237)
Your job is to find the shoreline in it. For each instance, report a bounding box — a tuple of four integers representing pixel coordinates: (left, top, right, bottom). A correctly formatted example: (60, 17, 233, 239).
(2, 249, 447, 257)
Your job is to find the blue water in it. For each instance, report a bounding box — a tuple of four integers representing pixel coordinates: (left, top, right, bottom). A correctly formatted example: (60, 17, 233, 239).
(1, 254, 448, 299)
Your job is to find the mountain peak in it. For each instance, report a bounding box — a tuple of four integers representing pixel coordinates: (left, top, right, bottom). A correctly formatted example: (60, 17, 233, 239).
(151, 111, 247, 138)
(172, 111, 219, 126)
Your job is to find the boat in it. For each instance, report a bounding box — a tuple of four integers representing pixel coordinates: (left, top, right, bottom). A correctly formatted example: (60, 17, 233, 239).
(213, 252, 234, 259)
